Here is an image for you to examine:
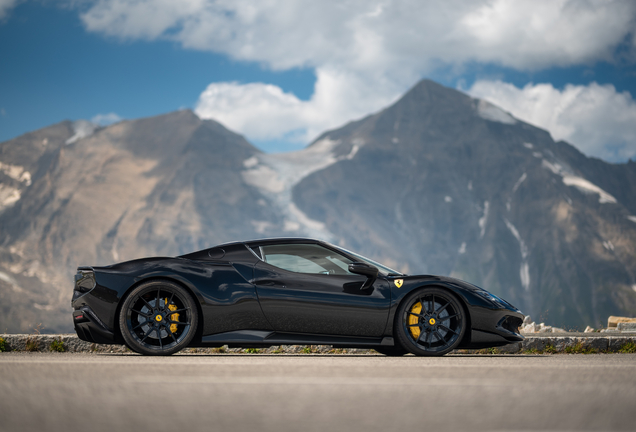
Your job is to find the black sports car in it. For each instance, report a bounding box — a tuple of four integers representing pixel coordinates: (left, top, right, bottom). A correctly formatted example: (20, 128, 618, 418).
(72, 238, 524, 356)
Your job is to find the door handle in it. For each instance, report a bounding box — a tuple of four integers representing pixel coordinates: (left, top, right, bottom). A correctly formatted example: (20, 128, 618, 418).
(253, 279, 286, 288)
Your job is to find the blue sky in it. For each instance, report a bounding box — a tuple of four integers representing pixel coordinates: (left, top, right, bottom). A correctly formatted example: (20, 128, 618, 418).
(1, 0, 636, 161)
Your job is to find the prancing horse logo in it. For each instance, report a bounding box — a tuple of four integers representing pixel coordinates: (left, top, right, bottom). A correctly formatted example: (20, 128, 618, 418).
(394, 279, 403, 288)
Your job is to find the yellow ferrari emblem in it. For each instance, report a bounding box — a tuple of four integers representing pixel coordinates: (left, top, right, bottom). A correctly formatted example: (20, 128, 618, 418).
(394, 279, 403, 288)
(155, 315, 163, 322)
(429, 318, 436, 325)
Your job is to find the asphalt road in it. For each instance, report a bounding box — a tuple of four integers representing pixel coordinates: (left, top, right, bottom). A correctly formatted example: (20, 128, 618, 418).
(1, 353, 635, 432)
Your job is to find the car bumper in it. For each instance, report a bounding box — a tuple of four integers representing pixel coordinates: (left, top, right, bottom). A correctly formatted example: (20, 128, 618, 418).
(72, 306, 116, 344)
(461, 307, 525, 349)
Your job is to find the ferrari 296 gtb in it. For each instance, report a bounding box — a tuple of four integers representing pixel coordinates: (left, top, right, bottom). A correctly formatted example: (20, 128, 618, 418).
(72, 238, 525, 356)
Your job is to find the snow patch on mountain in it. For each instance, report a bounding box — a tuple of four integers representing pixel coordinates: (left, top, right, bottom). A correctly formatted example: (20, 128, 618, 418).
(541, 159, 617, 204)
(243, 156, 258, 168)
(0, 271, 22, 293)
(242, 164, 285, 193)
(562, 176, 617, 204)
(504, 218, 530, 292)
(507, 172, 527, 212)
(476, 100, 516, 124)
(0, 162, 32, 186)
(512, 172, 527, 193)
(346, 144, 360, 160)
(0, 184, 21, 210)
(242, 137, 360, 240)
(66, 120, 98, 145)
(478, 201, 489, 238)
(458, 242, 466, 254)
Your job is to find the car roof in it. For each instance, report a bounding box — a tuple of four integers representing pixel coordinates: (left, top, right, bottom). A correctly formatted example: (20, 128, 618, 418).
(217, 237, 324, 248)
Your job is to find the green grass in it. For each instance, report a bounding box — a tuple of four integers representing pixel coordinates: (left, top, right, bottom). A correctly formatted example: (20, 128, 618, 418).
(618, 342, 636, 353)
(25, 337, 39, 352)
(564, 342, 598, 354)
(301, 346, 314, 354)
(543, 344, 557, 354)
(49, 339, 65, 352)
(475, 347, 501, 354)
(0, 337, 6, 352)
(245, 348, 261, 354)
(518, 343, 601, 355)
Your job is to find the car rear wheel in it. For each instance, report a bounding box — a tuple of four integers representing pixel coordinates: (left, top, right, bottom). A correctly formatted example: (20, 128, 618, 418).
(120, 280, 198, 356)
(395, 287, 466, 356)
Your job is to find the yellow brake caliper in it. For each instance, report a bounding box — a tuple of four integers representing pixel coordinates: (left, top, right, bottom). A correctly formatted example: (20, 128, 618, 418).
(408, 302, 422, 339)
(165, 298, 179, 333)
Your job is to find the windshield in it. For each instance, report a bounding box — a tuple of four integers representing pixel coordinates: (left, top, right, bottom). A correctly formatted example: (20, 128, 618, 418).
(332, 245, 403, 277)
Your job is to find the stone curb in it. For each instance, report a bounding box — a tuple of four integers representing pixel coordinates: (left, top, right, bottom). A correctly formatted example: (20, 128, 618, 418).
(474, 335, 636, 354)
(1, 334, 635, 354)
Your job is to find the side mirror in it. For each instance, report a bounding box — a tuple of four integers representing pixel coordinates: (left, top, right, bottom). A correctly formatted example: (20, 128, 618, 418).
(348, 262, 379, 290)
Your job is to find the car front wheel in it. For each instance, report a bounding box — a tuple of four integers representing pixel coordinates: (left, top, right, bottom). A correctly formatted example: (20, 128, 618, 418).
(395, 287, 466, 356)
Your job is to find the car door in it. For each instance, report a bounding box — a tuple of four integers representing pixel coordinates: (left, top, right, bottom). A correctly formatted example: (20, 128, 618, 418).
(252, 243, 391, 337)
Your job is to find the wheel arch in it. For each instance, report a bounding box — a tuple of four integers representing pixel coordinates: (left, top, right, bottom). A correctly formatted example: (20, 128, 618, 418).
(393, 283, 472, 348)
(114, 276, 205, 346)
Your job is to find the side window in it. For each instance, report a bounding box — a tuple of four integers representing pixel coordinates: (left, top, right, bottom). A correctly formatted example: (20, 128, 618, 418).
(261, 244, 354, 275)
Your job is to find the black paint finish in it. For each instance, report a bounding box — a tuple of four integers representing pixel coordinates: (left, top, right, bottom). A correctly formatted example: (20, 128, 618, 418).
(71, 238, 525, 351)
(253, 261, 391, 337)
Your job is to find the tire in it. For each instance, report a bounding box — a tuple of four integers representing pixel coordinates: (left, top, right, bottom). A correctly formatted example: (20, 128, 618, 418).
(374, 346, 409, 356)
(119, 280, 198, 356)
(395, 287, 466, 356)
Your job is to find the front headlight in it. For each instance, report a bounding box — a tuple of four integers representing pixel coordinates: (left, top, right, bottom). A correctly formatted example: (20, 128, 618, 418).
(476, 290, 506, 306)
(477, 290, 520, 310)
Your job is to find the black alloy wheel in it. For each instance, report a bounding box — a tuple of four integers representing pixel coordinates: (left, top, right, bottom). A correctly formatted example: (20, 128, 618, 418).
(395, 287, 466, 356)
(120, 280, 198, 356)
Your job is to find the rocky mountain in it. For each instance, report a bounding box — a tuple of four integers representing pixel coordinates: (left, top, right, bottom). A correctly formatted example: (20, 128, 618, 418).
(1, 80, 635, 332)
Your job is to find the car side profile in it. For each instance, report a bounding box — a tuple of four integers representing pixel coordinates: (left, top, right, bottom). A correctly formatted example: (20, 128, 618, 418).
(72, 238, 524, 356)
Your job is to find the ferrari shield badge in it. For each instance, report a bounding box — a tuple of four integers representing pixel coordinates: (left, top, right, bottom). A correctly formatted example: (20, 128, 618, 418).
(394, 279, 403, 288)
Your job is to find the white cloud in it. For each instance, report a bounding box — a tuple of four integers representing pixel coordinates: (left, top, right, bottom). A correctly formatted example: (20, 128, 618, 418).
(195, 68, 400, 144)
(467, 80, 636, 161)
(91, 112, 122, 126)
(79, 0, 636, 154)
(80, 0, 636, 72)
(0, 0, 19, 20)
